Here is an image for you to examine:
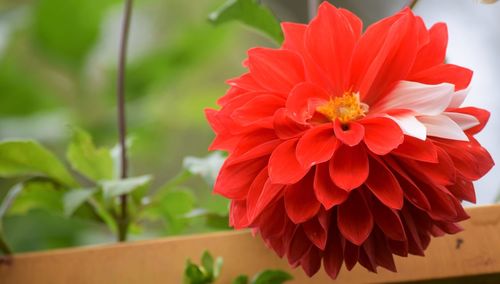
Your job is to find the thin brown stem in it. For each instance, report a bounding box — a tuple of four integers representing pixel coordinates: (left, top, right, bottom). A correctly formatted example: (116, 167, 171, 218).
(408, 0, 420, 10)
(116, 0, 134, 242)
(308, 0, 320, 21)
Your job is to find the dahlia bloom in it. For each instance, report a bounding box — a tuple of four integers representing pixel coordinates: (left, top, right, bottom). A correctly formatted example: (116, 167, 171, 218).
(206, 2, 493, 278)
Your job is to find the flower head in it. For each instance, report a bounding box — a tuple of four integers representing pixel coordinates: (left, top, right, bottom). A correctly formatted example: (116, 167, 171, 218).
(206, 2, 493, 279)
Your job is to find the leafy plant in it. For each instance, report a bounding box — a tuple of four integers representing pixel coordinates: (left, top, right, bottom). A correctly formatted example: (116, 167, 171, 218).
(0, 128, 228, 256)
(184, 251, 293, 284)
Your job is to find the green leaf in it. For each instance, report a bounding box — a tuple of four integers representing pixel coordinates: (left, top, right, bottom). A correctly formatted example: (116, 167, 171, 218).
(66, 127, 113, 182)
(233, 275, 249, 284)
(0, 184, 23, 222)
(32, 0, 119, 67)
(161, 189, 196, 217)
(0, 140, 76, 186)
(252, 270, 293, 284)
(208, 0, 284, 44)
(183, 152, 225, 186)
(100, 175, 152, 199)
(0, 183, 24, 255)
(201, 251, 214, 278)
(183, 260, 211, 284)
(87, 197, 117, 233)
(63, 188, 96, 217)
(7, 181, 64, 216)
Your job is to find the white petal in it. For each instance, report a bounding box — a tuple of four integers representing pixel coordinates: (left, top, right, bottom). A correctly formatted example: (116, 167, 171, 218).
(444, 112, 480, 130)
(372, 81, 455, 116)
(448, 86, 470, 108)
(418, 115, 469, 141)
(387, 114, 427, 140)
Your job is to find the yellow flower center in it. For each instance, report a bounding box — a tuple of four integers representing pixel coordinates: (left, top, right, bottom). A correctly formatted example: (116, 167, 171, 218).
(316, 91, 369, 123)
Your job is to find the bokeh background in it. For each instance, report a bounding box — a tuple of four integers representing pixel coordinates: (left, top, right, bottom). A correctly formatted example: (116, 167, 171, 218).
(0, 0, 498, 253)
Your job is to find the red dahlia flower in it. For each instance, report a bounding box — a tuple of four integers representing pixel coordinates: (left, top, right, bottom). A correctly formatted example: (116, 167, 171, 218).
(206, 2, 494, 279)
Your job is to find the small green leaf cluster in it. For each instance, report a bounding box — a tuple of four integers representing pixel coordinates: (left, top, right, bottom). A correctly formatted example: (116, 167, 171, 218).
(184, 251, 293, 284)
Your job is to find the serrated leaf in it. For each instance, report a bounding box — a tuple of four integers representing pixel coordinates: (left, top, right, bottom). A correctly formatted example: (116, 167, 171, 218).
(233, 275, 249, 284)
(208, 0, 283, 44)
(0, 140, 76, 186)
(66, 127, 113, 182)
(201, 251, 214, 278)
(183, 152, 225, 186)
(252, 270, 293, 284)
(100, 175, 152, 199)
(63, 188, 96, 217)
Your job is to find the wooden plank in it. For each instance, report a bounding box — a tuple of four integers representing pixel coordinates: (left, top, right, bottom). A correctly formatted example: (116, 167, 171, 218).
(0, 204, 499, 283)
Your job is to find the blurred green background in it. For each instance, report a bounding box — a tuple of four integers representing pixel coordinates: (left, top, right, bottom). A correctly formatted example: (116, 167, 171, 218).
(0, 0, 279, 253)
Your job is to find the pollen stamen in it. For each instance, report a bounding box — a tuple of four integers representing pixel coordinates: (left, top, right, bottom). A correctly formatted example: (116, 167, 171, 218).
(316, 91, 369, 123)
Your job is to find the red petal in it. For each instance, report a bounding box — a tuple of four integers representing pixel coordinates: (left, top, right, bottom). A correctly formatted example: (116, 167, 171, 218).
(287, 227, 312, 265)
(214, 158, 267, 199)
(384, 156, 432, 211)
(273, 108, 309, 139)
(434, 139, 493, 181)
(448, 178, 476, 203)
(411, 23, 448, 73)
(366, 156, 404, 209)
(281, 22, 332, 91)
(229, 200, 250, 229)
(452, 107, 490, 135)
(281, 22, 307, 53)
(300, 246, 322, 277)
(338, 8, 363, 38)
(303, 217, 328, 250)
(359, 241, 377, 273)
(370, 197, 406, 241)
(296, 124, 338, 168)
(286, 82, 329, 122)
(338, 190, 374, 245)
(246, 168, 284, 222)
(392, 135, 438, 163)
(401, 146, 456, 186)
(314, 163, 348, 209)
(232, 95, 285, 125)
(230, 139, 280, 164)
(334, 120, 365, 146)
(362, 117, 403, 155)
(372, 229, 398, 272)
(323, 226, 343, 279)
(257, 201, 287, 238)
(247, 48, 305, 95)
(401, 208, 425, 256)
(226, 73, 266, 93)
(343, 240, 360, 271)
(305, 2, 361, 95)
(330, 144, 369, 191)
(409, 63, 472, 91)
(232, 129, 278, 156)
(284, 172, 321, 223)
(269, 139, 310, 184)
(351, 10, 419, 104)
